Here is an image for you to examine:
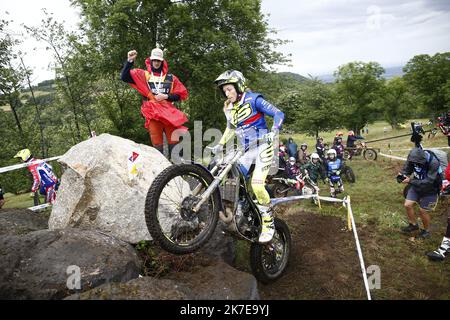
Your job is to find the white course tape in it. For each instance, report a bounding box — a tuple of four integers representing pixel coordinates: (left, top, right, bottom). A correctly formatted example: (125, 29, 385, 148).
(270, 194, 344, 206)
(388, 146, 450, 152)
(379, 152, 407, 161)
(0, 156, 62, 174)
(344, 196, 372, 300)
(28, 203, 51, 211)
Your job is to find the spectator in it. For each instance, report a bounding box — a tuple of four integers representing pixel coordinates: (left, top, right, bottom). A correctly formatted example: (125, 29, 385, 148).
(315, 137, 326, 162)
(332, 137, 345, 160)
(297, 143, 309, 165)
(333, 131, 344, 145)
(286, 137, 298, 161)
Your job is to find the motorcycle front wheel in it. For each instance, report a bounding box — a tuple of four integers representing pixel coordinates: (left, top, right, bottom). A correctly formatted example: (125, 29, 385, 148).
(250, 218, 291, 284)
(144, 164, 221, 255)
(343, 166, 356, 183)
(271, 182, 289, 198)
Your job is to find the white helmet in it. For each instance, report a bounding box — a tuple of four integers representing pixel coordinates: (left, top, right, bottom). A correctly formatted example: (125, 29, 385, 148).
(289, 157, 296, 163)
(311, 153, 320, 161)
(327, 149, 337, 157)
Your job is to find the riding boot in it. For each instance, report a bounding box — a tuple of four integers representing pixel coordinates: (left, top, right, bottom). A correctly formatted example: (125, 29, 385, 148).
(258, 205, 275, 243)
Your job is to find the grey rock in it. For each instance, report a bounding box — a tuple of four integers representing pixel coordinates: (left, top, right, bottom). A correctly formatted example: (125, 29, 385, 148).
(0, 228, 141, 299)
(48, 133, 174, 243)
(200, 221, 236, 265)
(65, 259, 259, 300)
(65, 277, 192, 300)
(167, 259, 260, 300)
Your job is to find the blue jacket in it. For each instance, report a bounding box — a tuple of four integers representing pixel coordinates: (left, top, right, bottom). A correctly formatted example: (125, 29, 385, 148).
(224, 92, 284, 146)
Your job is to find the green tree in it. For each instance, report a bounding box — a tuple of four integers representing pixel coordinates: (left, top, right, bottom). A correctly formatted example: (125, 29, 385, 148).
(277, 80, 338, 137)
(334, 61, 385, 134)
(403, 52, 450, 116)
(0, 20, 27, 147)
(377, 77, 415, 129)
(72, 0, 290, 142)
(25, 11, 92, 142)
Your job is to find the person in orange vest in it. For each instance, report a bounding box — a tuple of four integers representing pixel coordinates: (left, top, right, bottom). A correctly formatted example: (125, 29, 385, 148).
(121, 48, 189, 158)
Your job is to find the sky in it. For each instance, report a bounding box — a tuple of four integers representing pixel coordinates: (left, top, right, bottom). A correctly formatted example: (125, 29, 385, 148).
(1, 0, 449, 84)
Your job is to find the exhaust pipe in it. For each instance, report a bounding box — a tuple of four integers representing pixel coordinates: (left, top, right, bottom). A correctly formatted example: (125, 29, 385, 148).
(219, 207, 233, 223)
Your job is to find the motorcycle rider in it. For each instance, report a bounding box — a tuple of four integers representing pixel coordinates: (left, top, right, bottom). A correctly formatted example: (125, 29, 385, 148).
(326, 149, 344, 197)
(346, 130, 364, 160)
(212, 70, 285, 243)
(286, 156, 305, 191)
(301, 152, 326, 186)
(14, 149, 59, 204)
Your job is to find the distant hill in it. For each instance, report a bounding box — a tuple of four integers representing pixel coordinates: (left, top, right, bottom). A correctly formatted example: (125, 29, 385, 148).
(317, 65, 405, 83)
(383, 66, 404, 79)
(277, 72, 309, 83)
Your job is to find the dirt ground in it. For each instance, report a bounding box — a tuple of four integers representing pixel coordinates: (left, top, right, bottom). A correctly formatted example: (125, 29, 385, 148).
(258, 209, 367, 299)
(256, 205, 450, 300)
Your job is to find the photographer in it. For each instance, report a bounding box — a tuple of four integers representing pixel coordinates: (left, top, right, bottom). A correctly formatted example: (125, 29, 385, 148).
(397, 147, 442, 240)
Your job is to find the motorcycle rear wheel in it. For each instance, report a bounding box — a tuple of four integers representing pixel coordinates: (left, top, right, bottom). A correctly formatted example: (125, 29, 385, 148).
(363, 149, 378, 161)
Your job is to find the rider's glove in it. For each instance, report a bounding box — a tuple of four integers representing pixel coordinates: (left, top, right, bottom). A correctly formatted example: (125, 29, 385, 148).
(336, 170, 341, 176)
(264, 129, 278, 144)
(210, 144, 223, 155)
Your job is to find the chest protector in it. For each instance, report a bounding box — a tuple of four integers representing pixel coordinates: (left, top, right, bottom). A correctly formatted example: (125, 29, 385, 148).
(145, 72, 174, 95)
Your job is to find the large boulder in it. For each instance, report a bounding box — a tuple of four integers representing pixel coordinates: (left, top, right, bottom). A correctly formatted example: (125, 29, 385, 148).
(168, 259, 260, 300)
(0, 209, 48, 236)
(65, 277, 191, 300)
(49, 134, 173, 243)
(0, 228, 141, 299)
(66, 259, 259, 300)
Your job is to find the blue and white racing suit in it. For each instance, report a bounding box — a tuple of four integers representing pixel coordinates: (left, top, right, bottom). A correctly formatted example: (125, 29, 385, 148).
(219, 91, 284, 205)
(326, 158, 344, 196)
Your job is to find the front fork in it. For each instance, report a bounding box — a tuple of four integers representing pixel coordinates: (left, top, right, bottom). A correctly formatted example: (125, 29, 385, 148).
(192, 150, 243, 213)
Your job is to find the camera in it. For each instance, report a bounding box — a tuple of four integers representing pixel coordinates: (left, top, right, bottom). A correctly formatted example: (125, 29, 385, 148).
(396, 173, 407, 183)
